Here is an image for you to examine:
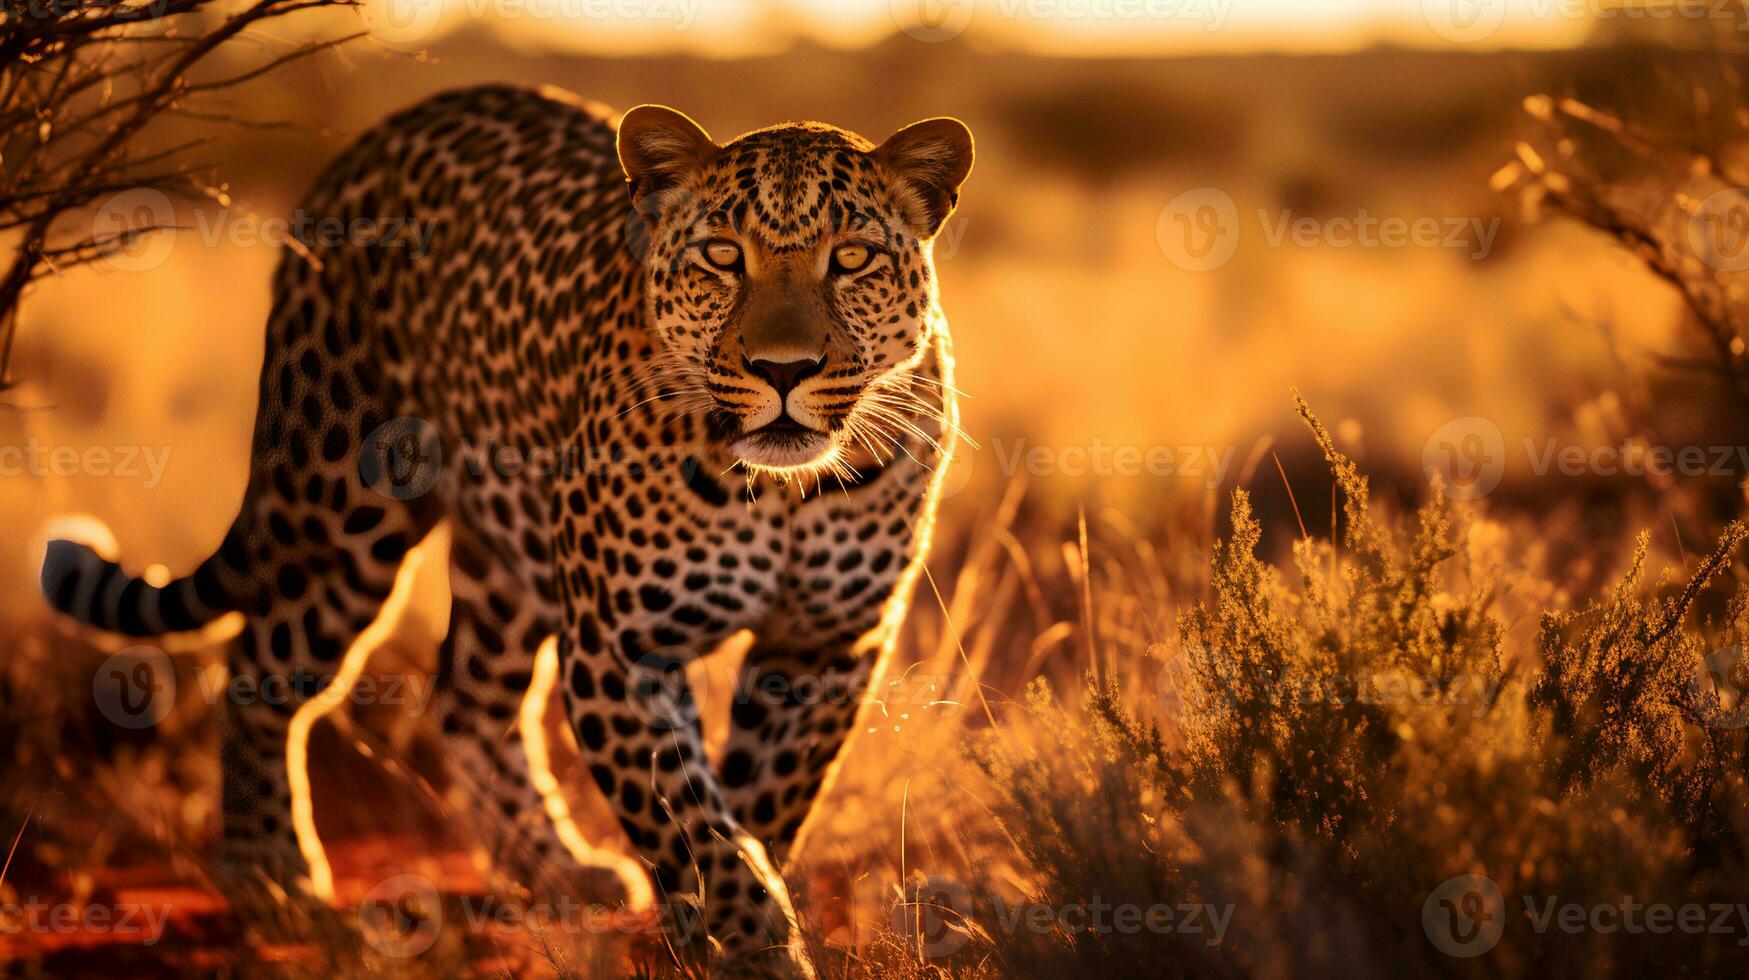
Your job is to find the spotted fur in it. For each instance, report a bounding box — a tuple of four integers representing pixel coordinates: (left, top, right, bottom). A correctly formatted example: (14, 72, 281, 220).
(41, 84, 972, 974)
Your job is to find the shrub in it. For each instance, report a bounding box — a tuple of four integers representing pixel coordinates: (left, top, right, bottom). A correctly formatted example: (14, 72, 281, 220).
(942, 400, 1749, 978)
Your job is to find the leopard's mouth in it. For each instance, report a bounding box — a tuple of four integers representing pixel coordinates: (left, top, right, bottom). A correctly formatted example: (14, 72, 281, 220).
(733, 415, 834, 470)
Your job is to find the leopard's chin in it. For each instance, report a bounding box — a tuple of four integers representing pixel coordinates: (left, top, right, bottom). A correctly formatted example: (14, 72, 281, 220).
(733, 421, 835, 472)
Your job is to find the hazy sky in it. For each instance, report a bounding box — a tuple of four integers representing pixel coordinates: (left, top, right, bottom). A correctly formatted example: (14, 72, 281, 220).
(353, 0, 1603, 57)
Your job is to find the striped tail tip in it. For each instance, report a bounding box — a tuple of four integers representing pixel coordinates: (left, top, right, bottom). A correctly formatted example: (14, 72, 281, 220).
(41, 539, 230, 637)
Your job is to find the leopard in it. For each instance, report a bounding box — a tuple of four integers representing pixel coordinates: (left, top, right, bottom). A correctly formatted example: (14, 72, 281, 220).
(39, 84, 972, 975)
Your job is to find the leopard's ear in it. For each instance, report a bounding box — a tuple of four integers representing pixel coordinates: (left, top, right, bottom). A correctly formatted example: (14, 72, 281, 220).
(617, 105, 716, 215)
(874, 117, 974, 239)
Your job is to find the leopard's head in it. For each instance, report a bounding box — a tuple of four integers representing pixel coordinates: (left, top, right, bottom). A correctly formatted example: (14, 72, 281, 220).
(618, 106, 972, 474)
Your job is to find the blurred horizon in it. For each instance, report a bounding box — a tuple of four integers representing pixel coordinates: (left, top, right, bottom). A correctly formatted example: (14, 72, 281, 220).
(9, 19, 1737, 613)
(347, 0, 1692, 57)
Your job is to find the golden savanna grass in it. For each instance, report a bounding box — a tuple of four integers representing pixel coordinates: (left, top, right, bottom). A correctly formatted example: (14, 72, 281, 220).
(15, 396, 1749, 977)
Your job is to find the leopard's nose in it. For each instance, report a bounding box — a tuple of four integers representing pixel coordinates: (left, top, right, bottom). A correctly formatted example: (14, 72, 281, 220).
(743, 354, 824, 400)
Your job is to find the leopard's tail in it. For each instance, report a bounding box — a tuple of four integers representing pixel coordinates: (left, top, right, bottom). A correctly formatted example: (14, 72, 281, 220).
(41, 521, 252, 637)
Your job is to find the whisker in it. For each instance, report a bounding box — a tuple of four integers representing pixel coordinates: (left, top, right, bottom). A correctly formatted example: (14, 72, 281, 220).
(858, 401, 946, 456)
(866, 390, 976, 450)
(851, 407, 933, 470)
(843, 415, 895, 467)
(884, 373, 970, 400)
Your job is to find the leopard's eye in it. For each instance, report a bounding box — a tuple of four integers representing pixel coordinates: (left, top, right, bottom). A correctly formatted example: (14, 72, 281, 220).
(702, 240, 743, 272)
(831, 243, 873, 274)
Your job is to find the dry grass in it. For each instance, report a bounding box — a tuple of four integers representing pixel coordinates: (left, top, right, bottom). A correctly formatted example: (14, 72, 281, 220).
(8, 396, 1749, 977)
(775, 402, 1749, 979)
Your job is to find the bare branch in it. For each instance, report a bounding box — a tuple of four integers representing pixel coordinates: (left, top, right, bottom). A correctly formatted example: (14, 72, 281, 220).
(1509, 91, 1749, 412)
(0, 0, 359, 392)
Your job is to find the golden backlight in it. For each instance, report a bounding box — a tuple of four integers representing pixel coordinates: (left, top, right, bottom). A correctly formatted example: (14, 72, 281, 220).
(6, 1, 1746, 974)
(353, 0, 1597, 55)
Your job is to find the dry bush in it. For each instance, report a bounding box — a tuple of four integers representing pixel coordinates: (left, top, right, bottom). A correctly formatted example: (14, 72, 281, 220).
(778, 400, 1749, 979)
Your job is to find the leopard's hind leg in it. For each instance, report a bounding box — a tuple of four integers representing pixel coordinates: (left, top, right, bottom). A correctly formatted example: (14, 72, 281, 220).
(215, 289, 443, 893)
(431, 516, 643, 906)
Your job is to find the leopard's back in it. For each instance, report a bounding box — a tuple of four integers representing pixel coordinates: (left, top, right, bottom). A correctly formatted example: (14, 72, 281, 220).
(269, 84, 637, 446)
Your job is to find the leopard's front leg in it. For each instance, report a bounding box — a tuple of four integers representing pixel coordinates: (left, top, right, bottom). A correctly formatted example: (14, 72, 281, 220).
(723, 448, 947, 864)
(720, 634, 887, 864)
(553, 600, 813, 975)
